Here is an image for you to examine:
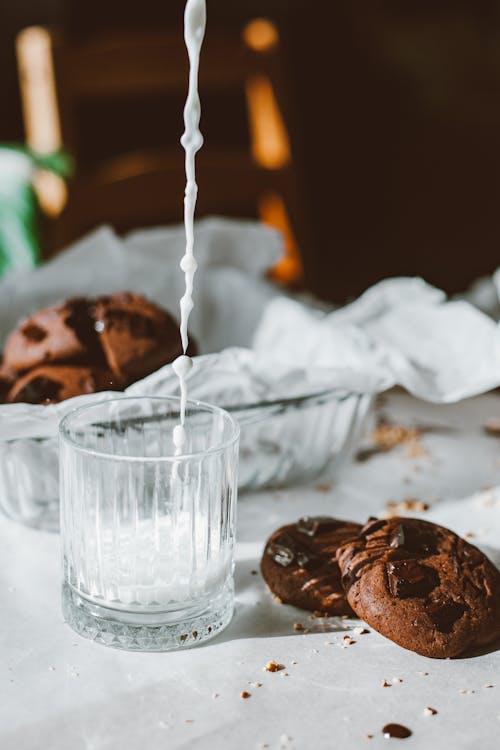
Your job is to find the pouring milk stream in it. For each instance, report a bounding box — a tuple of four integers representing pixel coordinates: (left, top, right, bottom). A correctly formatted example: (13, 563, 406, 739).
(172, 0, 206, 451)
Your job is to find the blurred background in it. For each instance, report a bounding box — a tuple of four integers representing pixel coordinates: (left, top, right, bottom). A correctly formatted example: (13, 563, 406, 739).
(1, 0, 500, 302)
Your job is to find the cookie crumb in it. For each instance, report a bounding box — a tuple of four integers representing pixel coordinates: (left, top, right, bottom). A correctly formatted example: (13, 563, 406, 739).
(417, 671, 429, 676)
(240, 691, 251, 699)
(212, 693, 219, 699)
(382, 498, 429, 518)
(353, 627, 369, 635)
(249, 681, 263, 688)
(406, 442, 428, 459)
(251, 570, 258, 575)
(293, 623, 304, 631)
(391, 676, 403, 683)
(366, 734, 374, 740)
(459, 689, 475, 695)
(264, 661, 285, 672)
(484, 418, 500, 435)
(342, 635, 356, 646)
(381, 680, 391, 687)
(484, 684, 494, 689)
(315, 483, 332, 493)
(184, 719, 194, 723)
(423, 707, 438, 716)
(371, 422, 421, 450)
(291, 660, 298, 665)
(464, 532, 475, 539)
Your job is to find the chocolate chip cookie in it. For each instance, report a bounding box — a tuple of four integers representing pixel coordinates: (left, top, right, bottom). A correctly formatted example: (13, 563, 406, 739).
(3, 298, 102, 373)
(261, 517, 362, 615)
(1, 291, 198, 404)
(0, 360, 15, 402)
(7, 365, 120, 405)
(337, 517, 500, 658)
(92, 292, 190, 386)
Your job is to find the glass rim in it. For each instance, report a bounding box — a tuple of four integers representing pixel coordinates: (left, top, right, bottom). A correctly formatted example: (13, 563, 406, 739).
(59, 395, 240, 463)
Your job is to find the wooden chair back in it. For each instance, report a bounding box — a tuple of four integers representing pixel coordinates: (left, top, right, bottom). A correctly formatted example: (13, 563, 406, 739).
(17, 22, 307, 281)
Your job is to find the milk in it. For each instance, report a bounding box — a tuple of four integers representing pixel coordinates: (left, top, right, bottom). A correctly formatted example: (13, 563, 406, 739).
(172, 0, 206, 452)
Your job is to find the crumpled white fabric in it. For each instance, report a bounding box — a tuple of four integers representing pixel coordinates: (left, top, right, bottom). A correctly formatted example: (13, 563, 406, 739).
(2, 218, 500, 444)
(0, 217, 281, 351)
(253, 276, 500, 403)
(0, 219, 284, 440)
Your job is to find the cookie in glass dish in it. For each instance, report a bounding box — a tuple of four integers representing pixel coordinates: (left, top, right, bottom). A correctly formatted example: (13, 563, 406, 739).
(91, 291, 197, 387)
(3, 297, 103, 373)
(0, 359, 15, 402)
(1, 291, 197, 404)
(7, 365, 120, 405)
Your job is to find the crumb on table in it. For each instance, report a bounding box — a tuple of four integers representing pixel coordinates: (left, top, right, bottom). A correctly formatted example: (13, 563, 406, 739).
(264, 661, 285, 672)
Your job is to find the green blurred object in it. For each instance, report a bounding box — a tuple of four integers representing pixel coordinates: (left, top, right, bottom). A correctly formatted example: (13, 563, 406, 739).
(0, 144, 72, 279)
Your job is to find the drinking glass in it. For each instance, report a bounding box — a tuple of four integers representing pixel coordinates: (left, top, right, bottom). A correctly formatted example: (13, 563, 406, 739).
(59, 396, 239, 651)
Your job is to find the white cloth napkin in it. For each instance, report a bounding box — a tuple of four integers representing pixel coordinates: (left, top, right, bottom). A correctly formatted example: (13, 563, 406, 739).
(253, 277, 500, 403)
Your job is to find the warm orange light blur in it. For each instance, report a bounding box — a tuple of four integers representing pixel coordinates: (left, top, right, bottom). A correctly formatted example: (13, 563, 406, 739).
(17, 27, 62, 153)
(245, 74, 291, 170)
(244, 20, 301, 282)
(243, 18, 279, 53)
(16, 26, 67, 217)
(32, 170, 68, 217)
(259, 191, 303, 284)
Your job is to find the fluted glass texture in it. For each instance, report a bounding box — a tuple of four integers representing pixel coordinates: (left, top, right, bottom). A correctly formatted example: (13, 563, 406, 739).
(59, 397, 239, 650)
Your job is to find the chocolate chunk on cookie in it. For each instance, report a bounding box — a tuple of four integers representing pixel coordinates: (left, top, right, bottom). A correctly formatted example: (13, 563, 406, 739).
(261, 517, 362, 615)
(7, 365, 120, 405)
(337, 517, 500, 658)
(92, 292, 196, 387)
(3, 298, 102, 373)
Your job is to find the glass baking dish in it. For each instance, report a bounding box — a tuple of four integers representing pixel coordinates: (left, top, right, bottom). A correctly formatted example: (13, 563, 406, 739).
(0, 387, 372, 531)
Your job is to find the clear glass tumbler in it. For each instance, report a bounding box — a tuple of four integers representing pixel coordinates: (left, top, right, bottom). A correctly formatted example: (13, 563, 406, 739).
(59, 396, 239, 651)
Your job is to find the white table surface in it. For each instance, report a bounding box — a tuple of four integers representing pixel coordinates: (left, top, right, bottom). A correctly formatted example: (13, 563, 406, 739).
(2, 390, 500, 750)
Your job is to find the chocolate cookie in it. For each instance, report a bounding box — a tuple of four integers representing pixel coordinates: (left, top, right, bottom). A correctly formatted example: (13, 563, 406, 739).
(261, 517, 362, 615)
(2, 292, 197, 404)
(3, 298, 102, 373)
(7, 365, 120, 405)
(0, 360, 15, 403)
(337, 517, 500, 658)
(92, 292, 192, 386)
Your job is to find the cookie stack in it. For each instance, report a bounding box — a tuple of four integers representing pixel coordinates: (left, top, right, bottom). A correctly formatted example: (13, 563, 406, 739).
(0, 292, 194, 405)
(262, 516, 500, 658)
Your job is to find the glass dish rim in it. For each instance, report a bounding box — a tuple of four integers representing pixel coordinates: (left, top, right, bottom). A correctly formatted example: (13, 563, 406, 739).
(59, 395, 240, 464)
(222, 386, 359, 416)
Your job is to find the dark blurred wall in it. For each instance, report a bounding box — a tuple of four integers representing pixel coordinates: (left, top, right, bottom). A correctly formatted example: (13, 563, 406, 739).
(2, 1, 500, 302)
(289, 1, 500, 301)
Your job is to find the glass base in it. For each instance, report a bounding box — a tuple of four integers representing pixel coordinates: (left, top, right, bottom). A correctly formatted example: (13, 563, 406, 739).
(62, 580, 234, 651)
